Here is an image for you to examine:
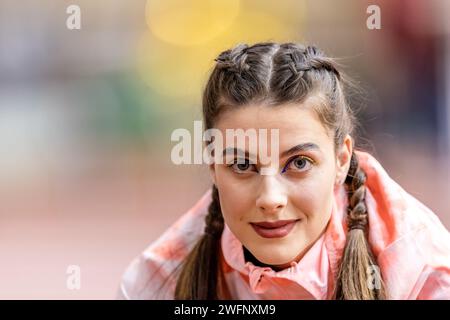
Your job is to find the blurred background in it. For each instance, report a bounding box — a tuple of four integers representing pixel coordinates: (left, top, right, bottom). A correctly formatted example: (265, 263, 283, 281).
(0, 0, 449, 299)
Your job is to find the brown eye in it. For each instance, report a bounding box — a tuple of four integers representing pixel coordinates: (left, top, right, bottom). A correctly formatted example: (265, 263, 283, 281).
(237, 162, 250, 171)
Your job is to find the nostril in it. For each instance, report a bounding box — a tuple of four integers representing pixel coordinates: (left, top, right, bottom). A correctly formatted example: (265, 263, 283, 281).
(259, 204, 285, 212)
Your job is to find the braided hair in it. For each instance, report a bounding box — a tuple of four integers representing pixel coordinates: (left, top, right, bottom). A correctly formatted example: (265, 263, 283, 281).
(175, 42, 387, 300)
(174, 185, 227, 299)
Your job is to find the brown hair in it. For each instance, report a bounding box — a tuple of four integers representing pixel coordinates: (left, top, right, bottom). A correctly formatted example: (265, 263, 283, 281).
(174, 42, 387, 300)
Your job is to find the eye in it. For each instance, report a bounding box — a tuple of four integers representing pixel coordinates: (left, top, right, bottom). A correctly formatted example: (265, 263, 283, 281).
(228, 158, 257, 173)
(282, 156, 314, 173)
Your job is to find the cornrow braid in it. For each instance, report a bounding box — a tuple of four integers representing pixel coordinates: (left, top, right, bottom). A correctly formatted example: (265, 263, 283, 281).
(174, 185, 226, 299)
(269, 43, 341, 104)
(333, 151, 387, 299)
(214, 43, 250, 73)
(281, 44, 341, 79)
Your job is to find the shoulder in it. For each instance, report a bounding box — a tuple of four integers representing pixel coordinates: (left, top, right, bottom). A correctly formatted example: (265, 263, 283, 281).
(117, 190, 212, 300)
(357, 150, 449, 249)
(356, 151, 450, 299)
(415, 265, 450, 299)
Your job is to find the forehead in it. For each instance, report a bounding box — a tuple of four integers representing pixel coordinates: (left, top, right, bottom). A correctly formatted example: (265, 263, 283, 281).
(214, 101, 332, 148)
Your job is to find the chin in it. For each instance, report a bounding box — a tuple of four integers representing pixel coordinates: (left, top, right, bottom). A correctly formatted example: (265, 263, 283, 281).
(252, 248, 301, 267)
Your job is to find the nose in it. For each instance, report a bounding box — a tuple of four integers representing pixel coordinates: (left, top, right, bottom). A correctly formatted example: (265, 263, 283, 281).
(255, 176, 288, 214)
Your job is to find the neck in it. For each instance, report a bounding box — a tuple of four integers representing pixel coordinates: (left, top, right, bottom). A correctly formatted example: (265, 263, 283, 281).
(243, 246, 301, 271)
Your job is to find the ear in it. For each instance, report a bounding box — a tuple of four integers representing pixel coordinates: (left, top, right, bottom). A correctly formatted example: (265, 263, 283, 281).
(335, 134, 353, 185)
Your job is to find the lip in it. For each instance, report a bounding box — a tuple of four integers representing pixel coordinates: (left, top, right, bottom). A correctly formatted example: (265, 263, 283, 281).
(250, 219, 300, 239)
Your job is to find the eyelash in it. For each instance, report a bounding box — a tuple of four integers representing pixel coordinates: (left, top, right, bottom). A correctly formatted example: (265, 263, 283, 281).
(227, 156, 315, 174)
(282, 155, 315, 173)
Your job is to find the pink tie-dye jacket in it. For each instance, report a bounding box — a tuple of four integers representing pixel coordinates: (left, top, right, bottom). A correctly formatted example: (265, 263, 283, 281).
(117, 151, 450, 299)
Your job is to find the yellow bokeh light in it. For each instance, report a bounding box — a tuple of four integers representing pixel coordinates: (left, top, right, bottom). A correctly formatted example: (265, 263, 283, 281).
(138, 0, 306, 104)
(146, 0, 241, 46)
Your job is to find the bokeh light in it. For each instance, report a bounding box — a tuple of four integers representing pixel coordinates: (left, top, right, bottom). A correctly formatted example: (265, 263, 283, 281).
(138, 0, 305, 101)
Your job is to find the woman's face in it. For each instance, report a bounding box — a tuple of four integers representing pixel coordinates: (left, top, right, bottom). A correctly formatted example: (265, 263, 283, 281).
(209, 98, 352, 270)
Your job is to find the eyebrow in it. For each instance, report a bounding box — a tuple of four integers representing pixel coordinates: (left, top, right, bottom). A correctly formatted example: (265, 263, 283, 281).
(221, 142, 321, 160)
(222, 147, 254, 159)
(280, 142, 321, 158)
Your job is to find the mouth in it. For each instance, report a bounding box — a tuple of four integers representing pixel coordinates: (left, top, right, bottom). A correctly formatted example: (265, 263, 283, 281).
(250, 219, 300, 239)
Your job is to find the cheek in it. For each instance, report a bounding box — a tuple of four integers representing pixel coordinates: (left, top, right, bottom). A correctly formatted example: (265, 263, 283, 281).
(215, 167, 254, 223)
(289, 167, 335, 222)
